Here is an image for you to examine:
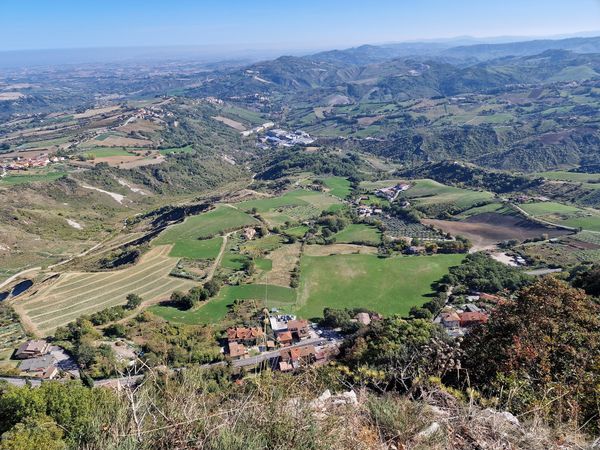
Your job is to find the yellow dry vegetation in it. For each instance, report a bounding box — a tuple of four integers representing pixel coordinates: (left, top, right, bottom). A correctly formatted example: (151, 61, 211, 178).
(15, 245, 197, 336)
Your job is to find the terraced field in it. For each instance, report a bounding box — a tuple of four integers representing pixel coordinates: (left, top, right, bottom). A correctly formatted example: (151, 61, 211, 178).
(0, 306, 26, 363)
(16, 246, 197, 335)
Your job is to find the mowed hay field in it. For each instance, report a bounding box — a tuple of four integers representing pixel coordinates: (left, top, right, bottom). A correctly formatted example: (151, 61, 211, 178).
(297, 253, 464, 319)
(17, 246, 197, 335)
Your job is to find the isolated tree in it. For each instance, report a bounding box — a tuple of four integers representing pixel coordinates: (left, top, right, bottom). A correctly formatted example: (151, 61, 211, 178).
(203, 279, 221, 298)
(125, 293, 142, 310)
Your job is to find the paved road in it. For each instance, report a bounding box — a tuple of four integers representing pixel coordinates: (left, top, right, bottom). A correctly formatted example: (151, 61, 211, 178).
(0, 376, 42, 387)
(232, 336, 335, 368)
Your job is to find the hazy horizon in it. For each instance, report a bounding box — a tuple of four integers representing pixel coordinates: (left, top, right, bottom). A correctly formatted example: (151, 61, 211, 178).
(1, 0, 599, 52)
(1, 30, 599, 71)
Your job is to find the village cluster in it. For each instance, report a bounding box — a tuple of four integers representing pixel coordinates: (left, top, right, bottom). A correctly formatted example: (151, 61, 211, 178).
(355, 183, 411, 217)
(435, 292, 503, 337)
(256, 128, 315, 148)
(225, 311, 346, 372)
(11, 339, 77, 380)
(0, 153, 65, 172)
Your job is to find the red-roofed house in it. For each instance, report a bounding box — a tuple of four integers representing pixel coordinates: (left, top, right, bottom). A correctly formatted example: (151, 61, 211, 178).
(440, 311, 461, 329)
(277, 331, 293, 347)
(287, 319, 310, 340)
(226, 327, 264, 345)
(459, 312, 489, 327)
(228, 342, 248, 360)
(279, 345, 316, 370)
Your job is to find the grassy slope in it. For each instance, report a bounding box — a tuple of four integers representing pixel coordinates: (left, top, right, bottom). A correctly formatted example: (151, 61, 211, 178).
(323, 176, 352, 199)
(297, 253, 464, 319)
(406, 179, 494, 209)
(154, 206, 259, 247)
(84, 147, 135, 157)
(534, 171, 600, 183)
(237, 190, 340, 212)
(0, 171, 67, 185)
(169, 236, 223, 259)
(520, 202, 600, 232)
(520, 202, 582, 216)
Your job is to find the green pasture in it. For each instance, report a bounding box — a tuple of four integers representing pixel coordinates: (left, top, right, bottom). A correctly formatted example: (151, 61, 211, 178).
(297, 253, 463, 319)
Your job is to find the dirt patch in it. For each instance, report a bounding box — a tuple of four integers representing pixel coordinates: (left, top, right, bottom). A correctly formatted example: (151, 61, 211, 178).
(66, 219, 83, 229)
(118, 157, 165, 169)
(304, 244, 378, 257)
(357, 115, 384, 126)
(423, 213, 572, 251)
(81, 184, 125, 204)
(73, 106, 121, 119)
(0, 92, 25, 101)
(0, 149, 54, 159)
(325, 94, 352, 106)
(564, 237, 600, 250)
(117, 119, 162, 133)
(489, 252, 518, 266)
(212, 116, 246, 131)
(314, 106, 333, 119)
(84, 136, 153, 147)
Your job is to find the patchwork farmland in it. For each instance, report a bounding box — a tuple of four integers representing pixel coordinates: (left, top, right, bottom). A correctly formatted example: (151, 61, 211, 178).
(16, 246, 197, 336)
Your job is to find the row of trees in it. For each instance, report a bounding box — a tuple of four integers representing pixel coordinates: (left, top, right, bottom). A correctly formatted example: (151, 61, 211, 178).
(169, 279, 222, 310)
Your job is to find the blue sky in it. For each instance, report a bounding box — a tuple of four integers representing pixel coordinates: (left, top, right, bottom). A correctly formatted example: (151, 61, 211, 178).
(1, 0, 599, 51)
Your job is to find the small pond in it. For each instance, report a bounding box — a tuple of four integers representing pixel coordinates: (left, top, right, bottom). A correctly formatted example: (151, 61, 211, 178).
(10, 279, 33, 298)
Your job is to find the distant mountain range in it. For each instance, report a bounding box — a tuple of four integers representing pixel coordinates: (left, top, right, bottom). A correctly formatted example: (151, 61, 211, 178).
(308, 36, 600, 66)
(2, 34, 600, 70)
(187, 37, 600, 103)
